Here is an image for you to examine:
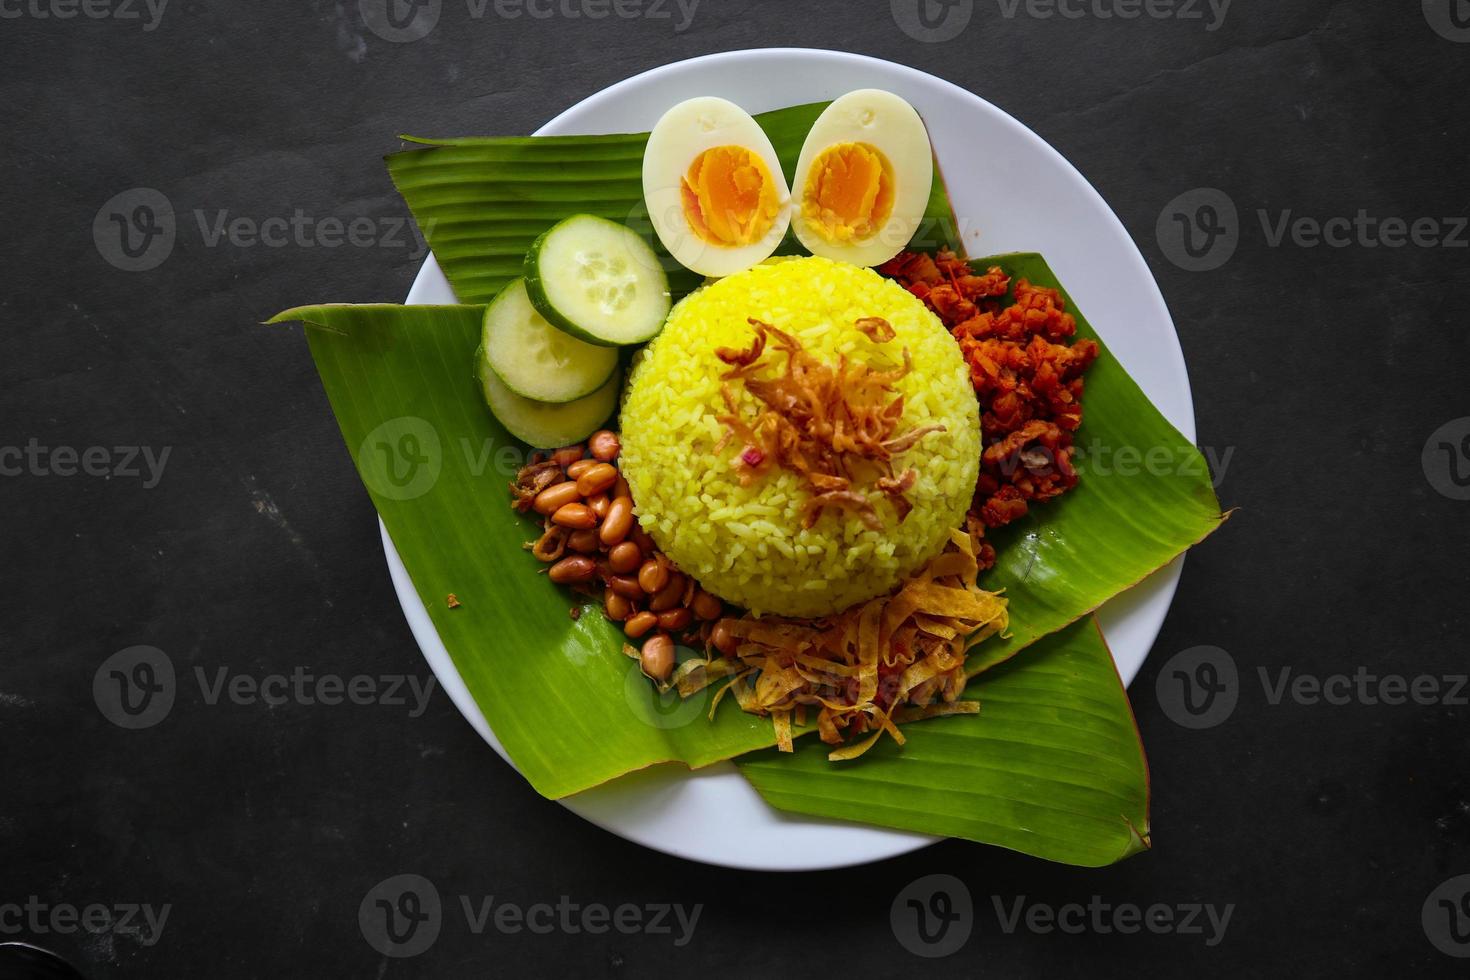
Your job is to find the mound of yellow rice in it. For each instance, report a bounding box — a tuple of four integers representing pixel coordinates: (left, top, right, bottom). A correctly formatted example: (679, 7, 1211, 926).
(619, 256, 981, 618)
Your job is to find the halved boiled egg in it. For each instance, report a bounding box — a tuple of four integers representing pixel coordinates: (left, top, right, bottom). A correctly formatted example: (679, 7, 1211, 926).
(642, 97, 791, 278)
(791, 90, 935, 268)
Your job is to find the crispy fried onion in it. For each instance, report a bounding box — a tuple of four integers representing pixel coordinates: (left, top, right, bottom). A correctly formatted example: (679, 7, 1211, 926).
(676, 528, 1008, 760)
(713, 317, 945, 530)
(509, 458, 564, 512)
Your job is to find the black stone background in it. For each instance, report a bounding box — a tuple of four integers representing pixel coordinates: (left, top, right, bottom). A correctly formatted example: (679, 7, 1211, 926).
(2, 0, 1467, 976)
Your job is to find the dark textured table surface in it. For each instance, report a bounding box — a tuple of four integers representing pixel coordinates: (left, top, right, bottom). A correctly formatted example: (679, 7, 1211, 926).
(3, 1, 1468, 976)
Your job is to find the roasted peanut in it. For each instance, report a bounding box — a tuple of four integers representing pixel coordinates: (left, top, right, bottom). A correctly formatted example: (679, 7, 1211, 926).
(533, 481, 581, 515)
(567, 529, 600, 554)
(637, 559, 669, 595)
(607, 540, 642, 574)
(588, 430, 621, 462)
(551, 446, 584, 469)
(586, 493, 611, 519)
(566, 458, 598, 480)
(608, 575, 645, 600)
(600, 497, 634, 546)
(630, 526, 657, 554)
(657, 607, 693, 632)
(691, 590, 722, 621)
(624, 611, 658, 639)
(604, 591, 633, 622)
(649, 573, 685, 612)
(640, 633, 675, 682)
(551, 502, 597, 529)
(711, 619, 738, 656)
(613, 475, 631, 499)
(548, 555, 597, 584)
(575, 463, 618, 497)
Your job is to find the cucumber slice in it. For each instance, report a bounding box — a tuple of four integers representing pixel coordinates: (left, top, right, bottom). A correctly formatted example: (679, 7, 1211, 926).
(476, 345, 620, 449)
(483, 278, 619, 403)
(525, 214, 672, 346)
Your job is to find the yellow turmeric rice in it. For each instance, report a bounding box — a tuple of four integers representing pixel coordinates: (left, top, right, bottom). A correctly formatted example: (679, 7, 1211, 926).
(619, 256, 980, 617)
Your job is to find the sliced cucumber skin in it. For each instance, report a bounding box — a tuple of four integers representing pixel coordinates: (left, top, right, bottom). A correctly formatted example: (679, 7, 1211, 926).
(476, 346, 620, 449)
(482, 278, 618, 404)
(524, 215, 672, 347)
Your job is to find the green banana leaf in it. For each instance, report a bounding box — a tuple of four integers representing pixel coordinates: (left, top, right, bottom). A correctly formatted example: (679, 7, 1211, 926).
(269, 109, 1227, 861)
(268, 302, 785, 798)
(740, 616, 1151, 867)
(960, 253, 1226, 676)
(385, 102, 962, 306)
(730, 254, 1219, 859)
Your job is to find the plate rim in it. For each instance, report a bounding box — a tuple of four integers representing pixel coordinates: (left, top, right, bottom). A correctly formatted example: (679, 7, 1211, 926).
(389, 46, 1194, 871)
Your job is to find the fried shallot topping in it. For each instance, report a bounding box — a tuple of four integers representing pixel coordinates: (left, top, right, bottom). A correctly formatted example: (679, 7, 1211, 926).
(713, 317, 945, 529)
(670, 528, 1008, 759)
(508, 458, 565, 512)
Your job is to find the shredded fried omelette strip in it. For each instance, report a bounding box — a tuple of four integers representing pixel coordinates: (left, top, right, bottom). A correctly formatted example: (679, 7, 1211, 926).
(679, 528, 1008, 760)
(713, 317, 946, 529)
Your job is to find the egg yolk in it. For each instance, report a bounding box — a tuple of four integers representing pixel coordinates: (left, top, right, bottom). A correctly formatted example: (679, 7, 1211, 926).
(680, 146, 780, 248)
(801, 142, 895, 244)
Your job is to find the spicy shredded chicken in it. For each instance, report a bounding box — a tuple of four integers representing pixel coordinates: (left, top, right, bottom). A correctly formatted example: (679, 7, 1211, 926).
(713, 317, 944, 529)
(880, 249, 1101, 556)
(674, 528, 1008, 760)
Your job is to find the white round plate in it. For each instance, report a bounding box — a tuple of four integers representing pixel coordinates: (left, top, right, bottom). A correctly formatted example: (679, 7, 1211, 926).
(387, 48, 1195, 871)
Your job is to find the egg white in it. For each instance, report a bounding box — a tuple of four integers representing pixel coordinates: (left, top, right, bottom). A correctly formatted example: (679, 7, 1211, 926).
(790, 89, 935, 268)
(642, 97, 792, 278)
